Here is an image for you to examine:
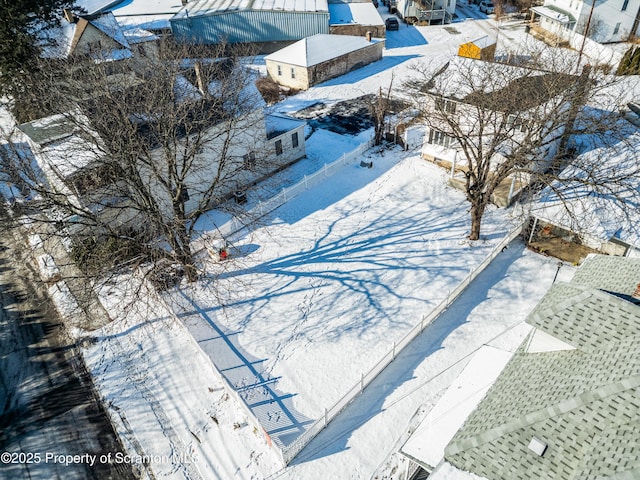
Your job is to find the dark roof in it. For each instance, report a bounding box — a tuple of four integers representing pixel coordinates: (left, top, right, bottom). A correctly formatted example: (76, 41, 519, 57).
(461, 72, 578, 112)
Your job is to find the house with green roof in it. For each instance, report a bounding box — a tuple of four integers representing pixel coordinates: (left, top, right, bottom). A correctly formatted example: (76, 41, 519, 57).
(402, 254, 640, 479)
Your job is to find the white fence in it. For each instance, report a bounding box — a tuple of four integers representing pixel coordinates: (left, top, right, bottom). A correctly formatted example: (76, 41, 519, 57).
(195, 135, 526, 466)
(281, 222, 526, 465)
(215, 136, 376, 240)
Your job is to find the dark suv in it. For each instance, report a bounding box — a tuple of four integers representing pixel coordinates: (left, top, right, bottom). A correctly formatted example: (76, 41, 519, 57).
(385, 17, 399, 30)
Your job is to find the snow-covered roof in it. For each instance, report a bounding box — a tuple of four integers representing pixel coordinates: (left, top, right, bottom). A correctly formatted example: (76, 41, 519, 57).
(432, 57, 577, 112)
(87, 12, 130, 48)
(18, 112, 104, 178)
(466, 35, 496, 49)
(265, 34, 383, 68)
(94, 0, 184, 29)
(329, 3, 384, 26)
(172, 0, 329, 17)
(401, 346, 513, 471)
(532, 132, 640, 249)
(265, 114, 305, 139)
(123, 27, 160, 44)
(531, 5, 575, 24)
(76, 0, 122, 15)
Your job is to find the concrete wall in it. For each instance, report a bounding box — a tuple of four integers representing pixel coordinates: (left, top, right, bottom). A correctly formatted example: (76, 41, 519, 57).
(329, 24, 386, 38)
(265, 61, 311, 90)
(266, 40, 383, 89)
(308, 40, 384, 87)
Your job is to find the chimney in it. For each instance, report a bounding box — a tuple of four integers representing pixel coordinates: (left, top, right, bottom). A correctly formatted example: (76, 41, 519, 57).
(633, 282, 640, 299)
(182, 0, 188, 5)
(365, 31, 372, 42)
(63, 8, 77, 23)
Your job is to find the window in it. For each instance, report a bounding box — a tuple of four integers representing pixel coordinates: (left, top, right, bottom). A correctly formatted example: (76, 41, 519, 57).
(291, 132, 299, 148)
(428, 129, 457, 148)
(172, 187, 189, 202)
(622, 0, 629, 10)
(275, 139, 283, 155)
(291, 67, 296, 79)
(435, 97, 457, 114)
(277, 65, 282, 76)
(507, 114, 530, 133)
(243, 151, 256, 168)
(613, 22, 621, 34)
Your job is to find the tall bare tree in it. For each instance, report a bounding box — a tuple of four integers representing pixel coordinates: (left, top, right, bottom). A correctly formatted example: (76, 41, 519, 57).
(405, 49, 638, 240)
(2, 40, 271, 286)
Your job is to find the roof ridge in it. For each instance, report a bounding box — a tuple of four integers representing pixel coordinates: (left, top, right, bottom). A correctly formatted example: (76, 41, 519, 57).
(445, 373, 640, 457)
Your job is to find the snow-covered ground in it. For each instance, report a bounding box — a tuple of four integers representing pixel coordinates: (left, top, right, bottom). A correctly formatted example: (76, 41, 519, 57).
(5, 9, 598, 480)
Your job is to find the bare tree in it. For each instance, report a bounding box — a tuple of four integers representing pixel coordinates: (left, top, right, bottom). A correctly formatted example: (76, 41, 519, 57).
(405, 49, 638, 240)
(369, 76, 395, 145)
(1, 40, 274, 287)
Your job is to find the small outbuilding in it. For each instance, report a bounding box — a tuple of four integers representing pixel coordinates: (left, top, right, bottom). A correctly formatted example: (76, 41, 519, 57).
(329, 3, 386, 38)
(458, 35, 496, 60)
(264, 33, 384, 90)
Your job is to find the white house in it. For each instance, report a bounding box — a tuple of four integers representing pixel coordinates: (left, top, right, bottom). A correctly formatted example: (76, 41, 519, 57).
(17, 76, 306, 226)
(420, 58, 581, 206)
(394, 0, 456, 25)
(531, 0, 640, 43)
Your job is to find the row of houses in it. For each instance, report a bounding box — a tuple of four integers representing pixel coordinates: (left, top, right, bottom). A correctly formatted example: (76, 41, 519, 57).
(87, 0, 640, 48)
(19, 11, 308, 226)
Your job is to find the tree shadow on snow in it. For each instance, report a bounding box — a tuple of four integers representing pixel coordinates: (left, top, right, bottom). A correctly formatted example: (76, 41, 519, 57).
(289, 242, 528, 464)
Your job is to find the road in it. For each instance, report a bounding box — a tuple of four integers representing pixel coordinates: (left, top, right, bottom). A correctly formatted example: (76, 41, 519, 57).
(0, 209, 136, 480)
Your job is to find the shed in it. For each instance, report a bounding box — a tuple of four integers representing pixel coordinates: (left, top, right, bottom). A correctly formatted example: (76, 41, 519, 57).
(169, 0, 330, 45)
(329, 3, 385, 38)
(458, 35, 496, 60)
(264, 33, 384, 89)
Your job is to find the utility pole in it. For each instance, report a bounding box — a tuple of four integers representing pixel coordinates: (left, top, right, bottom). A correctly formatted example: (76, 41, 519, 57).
(576, 0, 597, 72)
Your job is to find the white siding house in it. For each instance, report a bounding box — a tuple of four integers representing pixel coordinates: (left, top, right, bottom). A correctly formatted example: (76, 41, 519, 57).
(420, 58, 582, 206)
(18, 87, 306, 226)
(531, 0, 640, 43)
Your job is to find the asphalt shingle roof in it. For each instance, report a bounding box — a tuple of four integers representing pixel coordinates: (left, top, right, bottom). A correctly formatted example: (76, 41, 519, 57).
(444, 255, 640, 480)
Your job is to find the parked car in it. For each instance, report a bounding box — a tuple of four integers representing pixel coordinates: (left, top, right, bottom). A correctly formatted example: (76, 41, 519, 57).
(373, 0, 379, 8)
(479, 0, 495, 13)
(385, 17, 399, 30)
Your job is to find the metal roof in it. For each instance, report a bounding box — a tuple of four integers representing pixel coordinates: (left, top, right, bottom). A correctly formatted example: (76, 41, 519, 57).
(172, 0, 328, 17)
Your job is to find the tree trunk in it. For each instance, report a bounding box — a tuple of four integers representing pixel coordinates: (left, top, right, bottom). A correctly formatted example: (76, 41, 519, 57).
(469, 202, 486, 240)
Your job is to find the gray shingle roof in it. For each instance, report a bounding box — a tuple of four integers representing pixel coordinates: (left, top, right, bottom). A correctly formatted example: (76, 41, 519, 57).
(444, 255, 640, 480)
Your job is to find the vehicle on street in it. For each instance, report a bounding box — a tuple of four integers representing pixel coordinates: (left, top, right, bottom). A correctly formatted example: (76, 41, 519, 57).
(479, 0, 495, 13)
(385, 17, 399, 30)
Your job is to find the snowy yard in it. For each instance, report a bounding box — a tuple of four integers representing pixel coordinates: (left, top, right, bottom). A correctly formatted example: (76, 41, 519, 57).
(174, 148, 517, 439)
(23, 10, 596, 480)
(81, 16, 578, 480)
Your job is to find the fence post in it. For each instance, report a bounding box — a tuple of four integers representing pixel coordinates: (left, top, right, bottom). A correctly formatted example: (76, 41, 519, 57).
(360, 373, 364, 394)
(324, 408, 328, 426)
(282, 187, 287, 202)
(324, 164, 328, 177)
(342, 153, 347, 165)
(304, 175, 308, 189)
(392, 341, 396, 360)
